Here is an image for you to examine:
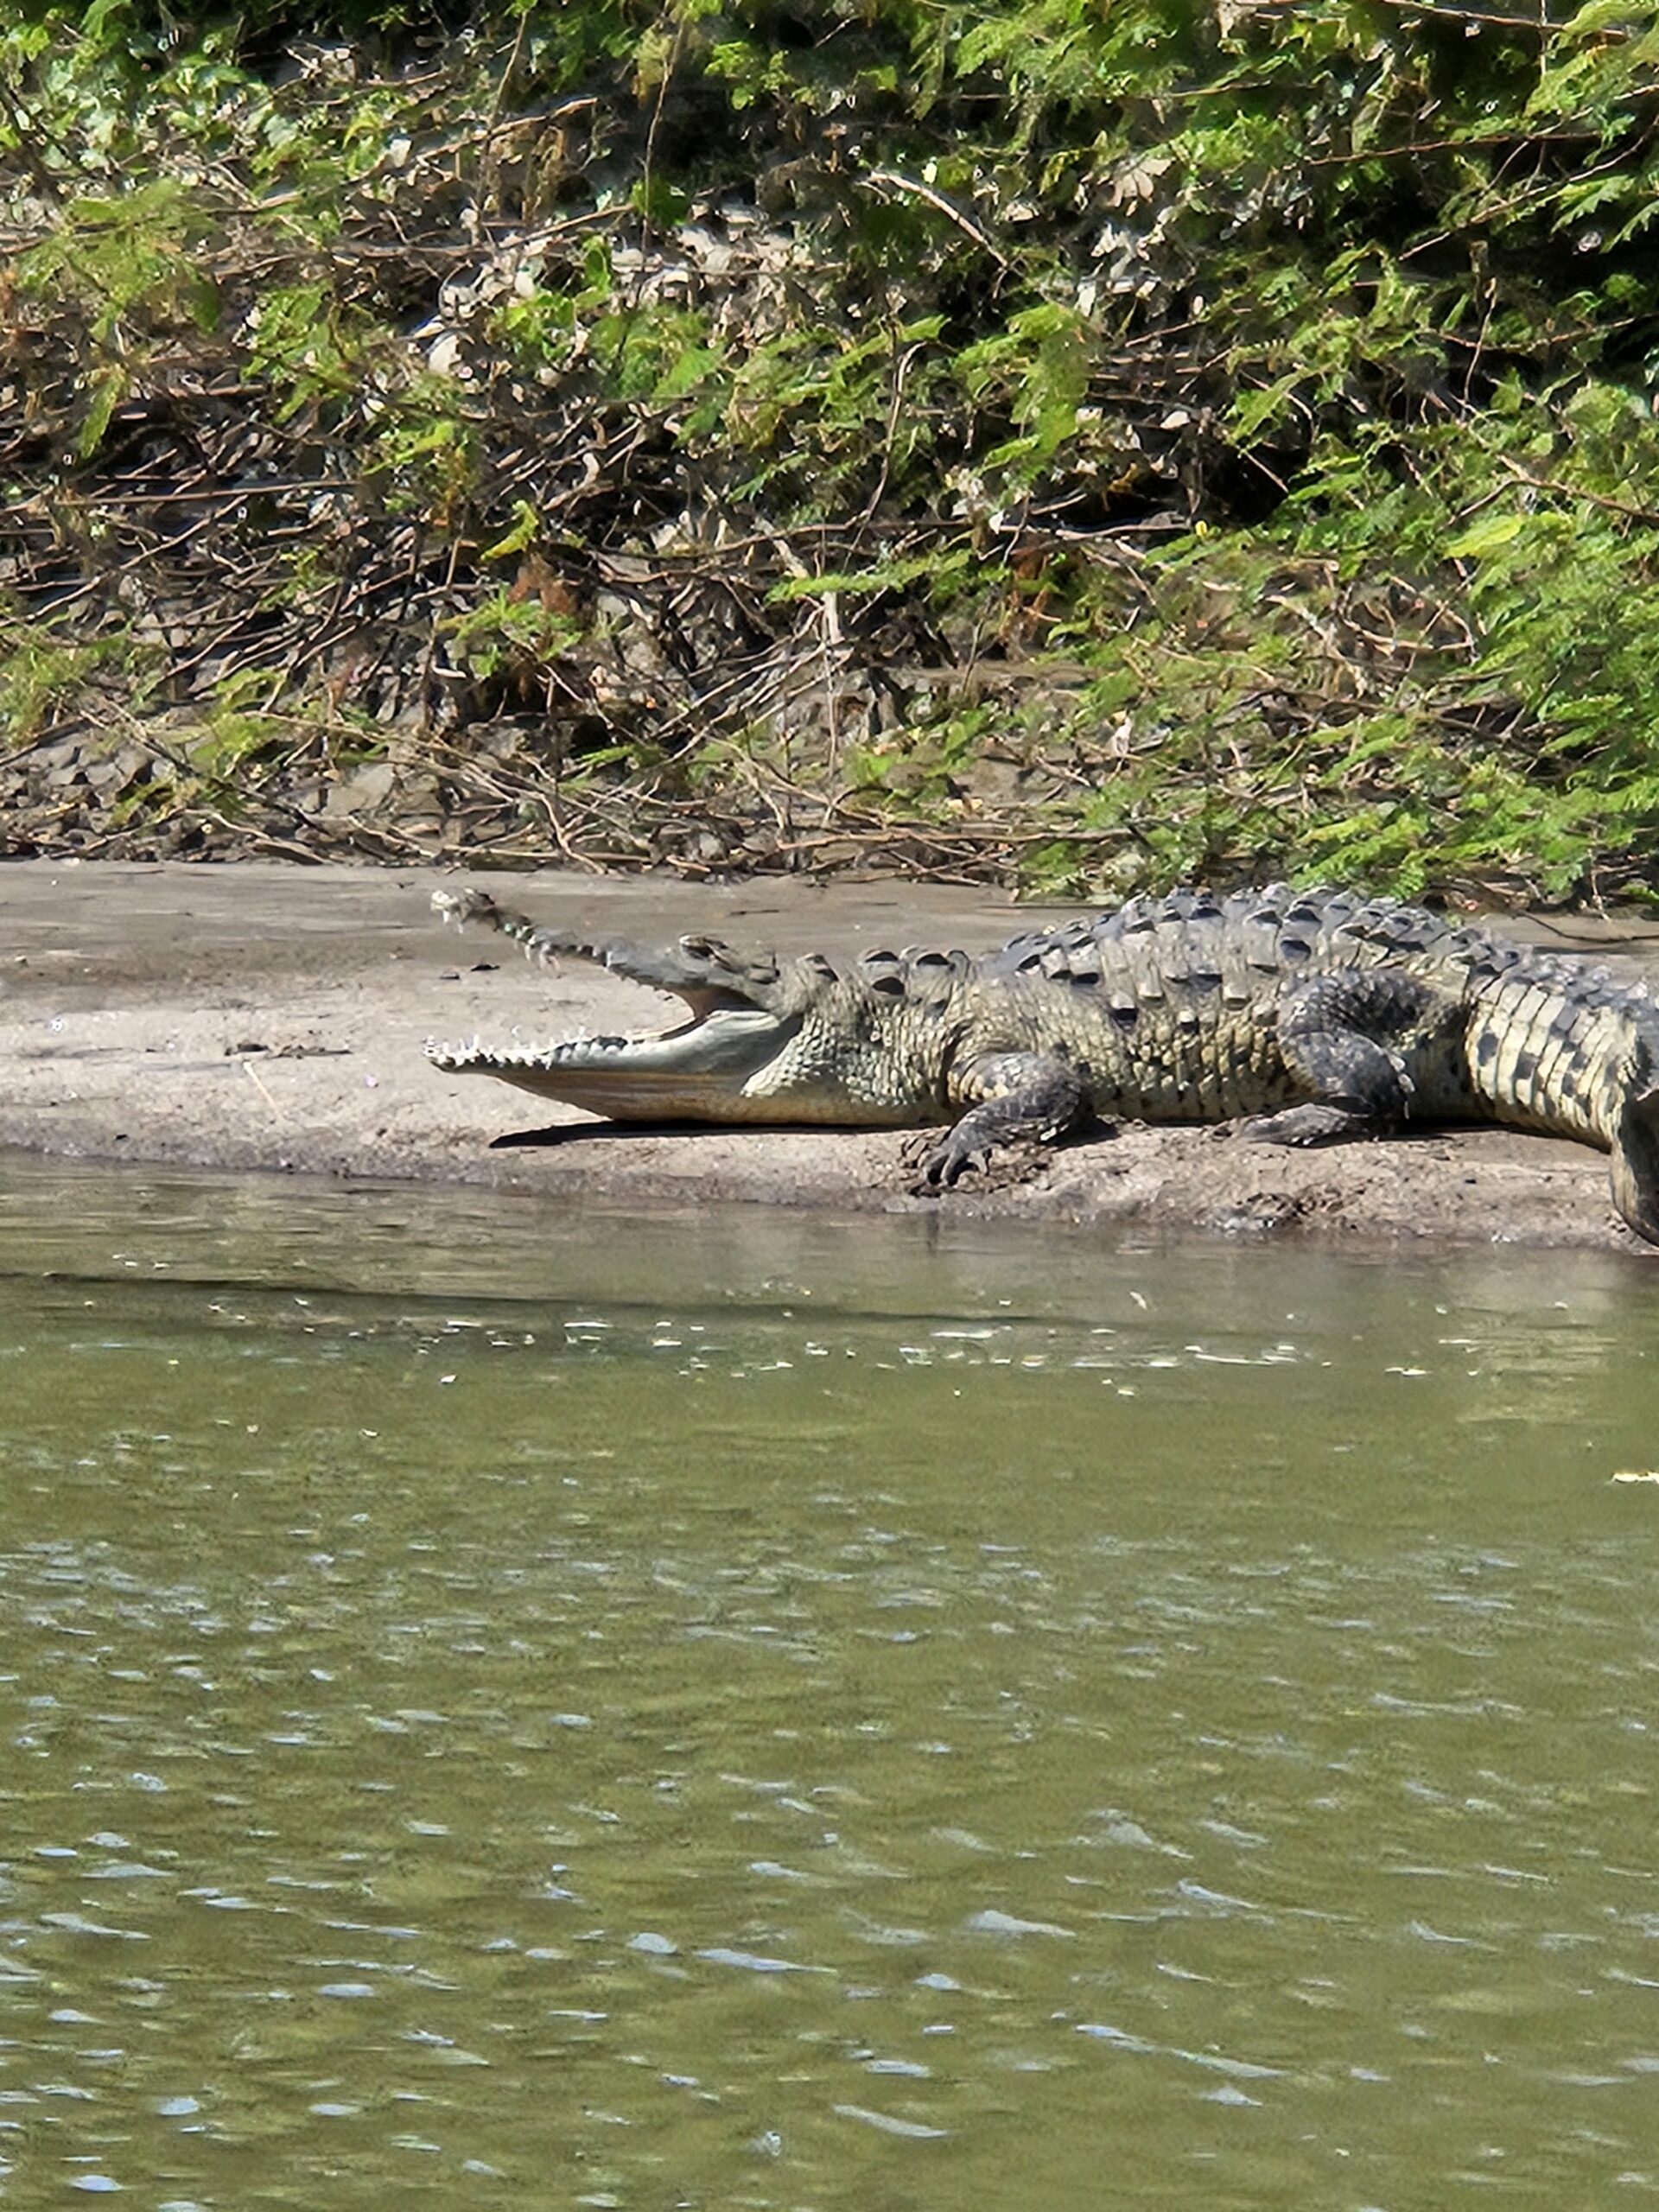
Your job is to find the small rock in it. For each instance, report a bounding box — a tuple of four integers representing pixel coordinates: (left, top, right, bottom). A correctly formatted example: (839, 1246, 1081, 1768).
(324, 761, 397, 815)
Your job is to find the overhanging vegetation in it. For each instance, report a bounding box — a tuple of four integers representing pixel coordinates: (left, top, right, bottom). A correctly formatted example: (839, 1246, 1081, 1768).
(3, 1, 1659, 898)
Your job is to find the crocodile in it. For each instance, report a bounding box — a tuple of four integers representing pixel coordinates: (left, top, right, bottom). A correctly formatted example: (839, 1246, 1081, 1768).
(427, 883, 1659, 1245)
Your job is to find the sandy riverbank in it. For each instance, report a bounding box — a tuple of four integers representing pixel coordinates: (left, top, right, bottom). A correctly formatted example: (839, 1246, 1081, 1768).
(3, 858, 1656, 1251)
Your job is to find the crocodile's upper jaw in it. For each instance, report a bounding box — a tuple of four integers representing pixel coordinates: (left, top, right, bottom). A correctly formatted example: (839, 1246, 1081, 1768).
(428, 1003, 808, 1121)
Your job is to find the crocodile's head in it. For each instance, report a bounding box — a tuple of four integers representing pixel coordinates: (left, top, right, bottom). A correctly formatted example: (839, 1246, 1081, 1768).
(425, 888, 943, 1127)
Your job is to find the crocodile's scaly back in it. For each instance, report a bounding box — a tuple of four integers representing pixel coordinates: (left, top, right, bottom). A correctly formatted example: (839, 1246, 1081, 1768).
(977, 885, 1465, 1123)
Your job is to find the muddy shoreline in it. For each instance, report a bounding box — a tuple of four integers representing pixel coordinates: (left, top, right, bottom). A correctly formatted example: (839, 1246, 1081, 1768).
(3, 858, 1656, 1253)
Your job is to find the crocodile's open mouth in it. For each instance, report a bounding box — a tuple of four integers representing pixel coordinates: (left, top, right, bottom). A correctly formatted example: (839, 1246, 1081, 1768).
(427, 1001, 804, 1120)
(425, 883, 810, 1118)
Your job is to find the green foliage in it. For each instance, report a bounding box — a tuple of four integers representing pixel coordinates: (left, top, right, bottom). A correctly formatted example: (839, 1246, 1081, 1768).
(17, 180, 215, 340)
(189, 702, 294, 780)
(444, 591, 586, 690)
(956, 306, 1093, 489)
(369, 375, 480, 520)
(0, 619, 130, 743)
(6, 0, 1659, 891)
(246, 283, 381, 417)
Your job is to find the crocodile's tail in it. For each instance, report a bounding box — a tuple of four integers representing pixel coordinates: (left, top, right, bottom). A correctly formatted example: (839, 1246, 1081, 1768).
(1610, 1047, 1659, 1247)
(1465, 950, 1659, 1245)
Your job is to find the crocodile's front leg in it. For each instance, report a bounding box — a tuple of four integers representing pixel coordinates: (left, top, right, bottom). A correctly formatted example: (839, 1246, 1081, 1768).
(912, 1052, 1090, 1190)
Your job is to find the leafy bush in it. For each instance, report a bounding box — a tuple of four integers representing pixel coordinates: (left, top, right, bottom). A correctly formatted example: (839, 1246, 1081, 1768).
(3, 0, 1658, 896)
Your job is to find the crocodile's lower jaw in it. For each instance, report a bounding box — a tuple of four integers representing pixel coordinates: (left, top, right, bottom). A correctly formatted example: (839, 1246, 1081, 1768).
(430, 1056, 806, 1122)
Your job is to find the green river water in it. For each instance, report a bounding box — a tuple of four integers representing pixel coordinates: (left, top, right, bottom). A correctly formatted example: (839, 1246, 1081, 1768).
(1, 1156, 1656, 2210)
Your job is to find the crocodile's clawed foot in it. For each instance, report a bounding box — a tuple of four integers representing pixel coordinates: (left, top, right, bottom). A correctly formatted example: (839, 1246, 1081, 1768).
(1236, 1103, 1375, 1147)
(902, 1128, 1054, 1196)
(902, 1126, 977, 1192)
